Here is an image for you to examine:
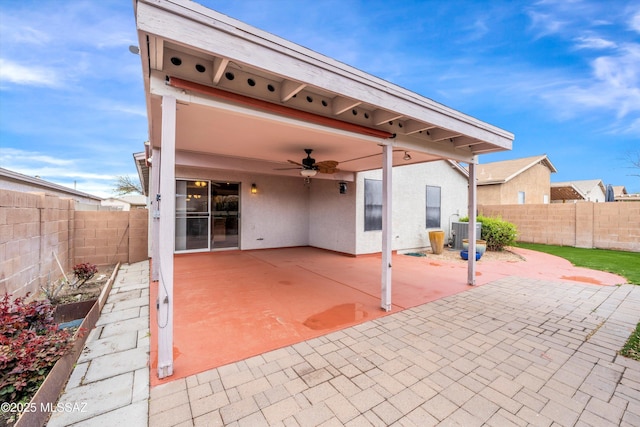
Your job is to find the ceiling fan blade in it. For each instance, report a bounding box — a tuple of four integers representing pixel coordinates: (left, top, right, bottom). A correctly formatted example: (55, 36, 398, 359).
(274, 167, 302, 170)
(315, 160, 339, 169)
(287, 159, 304, 166)
(317, 166, 339, 174)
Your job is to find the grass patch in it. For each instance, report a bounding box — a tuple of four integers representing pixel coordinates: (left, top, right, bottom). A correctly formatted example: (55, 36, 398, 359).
(619, 322, 640, 361)
(515, 242, 640, 285)
(516, 242, 640, 361)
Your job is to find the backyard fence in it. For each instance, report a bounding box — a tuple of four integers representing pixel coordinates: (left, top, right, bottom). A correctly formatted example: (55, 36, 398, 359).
(1, 189, 148, 297)
(479, 202, 640, 252)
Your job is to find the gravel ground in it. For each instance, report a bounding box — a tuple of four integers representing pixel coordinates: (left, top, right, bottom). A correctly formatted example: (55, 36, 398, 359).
(411, 247, 525, 263)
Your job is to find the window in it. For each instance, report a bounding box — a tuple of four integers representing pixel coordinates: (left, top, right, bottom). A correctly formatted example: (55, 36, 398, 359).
(426, 185, 441, 228)
(543, 194, 549, 204)
(364, 179, 382, 231)
(518, 191, 526, 204)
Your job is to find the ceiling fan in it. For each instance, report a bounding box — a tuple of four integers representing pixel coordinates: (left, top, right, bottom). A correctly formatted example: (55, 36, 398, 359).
(277, 149, 339, 176)
(276, 148, 412, 177)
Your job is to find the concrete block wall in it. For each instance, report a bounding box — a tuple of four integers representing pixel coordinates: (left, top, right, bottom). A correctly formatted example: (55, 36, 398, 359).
(480, 202, 639, 252)
(1, 189, 149, 297)
(74, 210, 149, 265)
(1, 190, 75, 297)
(594, 202, 640, 251)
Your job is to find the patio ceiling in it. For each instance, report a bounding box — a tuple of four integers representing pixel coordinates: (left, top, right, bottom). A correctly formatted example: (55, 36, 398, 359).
(135, 0, 514, 179)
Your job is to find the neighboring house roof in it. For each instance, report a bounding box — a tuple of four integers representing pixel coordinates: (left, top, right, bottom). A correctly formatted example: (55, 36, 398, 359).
(551, 179, 605, 201)
(103, 195, 147, 206)
(476, 154, 557, 185)
(133, 151, 149, 196)
(612, 186, 627, 197)
(0, 167, 102, 203)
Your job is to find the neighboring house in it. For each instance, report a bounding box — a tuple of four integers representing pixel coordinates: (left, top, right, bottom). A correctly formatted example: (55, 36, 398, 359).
(133, 0, 514, 378)
(101, 195, 148, 211)
(476, 155, 557, 205)
(612, 186, 640, 202)
(0, 167, 102, 206)
(551, 179, 606, 203)
(613, 186, 627, 198)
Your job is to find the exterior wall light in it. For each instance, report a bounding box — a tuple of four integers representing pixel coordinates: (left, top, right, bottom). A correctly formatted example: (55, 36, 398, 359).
(251, 183, 257, 194)
(339, 182, 347, 194)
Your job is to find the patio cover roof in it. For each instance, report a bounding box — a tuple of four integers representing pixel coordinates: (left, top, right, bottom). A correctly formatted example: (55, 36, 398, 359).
(134, 0, 513, 173)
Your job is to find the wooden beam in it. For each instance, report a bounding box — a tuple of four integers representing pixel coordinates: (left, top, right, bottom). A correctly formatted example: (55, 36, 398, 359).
(148, 36, 164, 70)
(212, 57, 229, 85)
(373, 109, 403, 125)
(332, 96, 361, 115)
(169, 76, 393, 139)
(452, 136, 480, 148)
(402, 120, 435, 135)
(281, 79, 306, 102)
(425, 128, 460, 142)
(157, 95, 176, 379)
(381, 144, 393, 311)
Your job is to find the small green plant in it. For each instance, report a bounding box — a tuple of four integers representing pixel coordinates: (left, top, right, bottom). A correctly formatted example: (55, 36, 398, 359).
(460, 215, 517, 251)
(619, 321, 640, 361)
(72, 263, 98, 289)
(0, 293, 74, 406)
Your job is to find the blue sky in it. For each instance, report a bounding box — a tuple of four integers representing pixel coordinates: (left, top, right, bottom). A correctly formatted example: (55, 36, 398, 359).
(1, 0, 639, 197)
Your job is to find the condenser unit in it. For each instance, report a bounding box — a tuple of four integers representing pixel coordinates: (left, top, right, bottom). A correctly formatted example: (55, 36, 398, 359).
(451, 222, 482, 250)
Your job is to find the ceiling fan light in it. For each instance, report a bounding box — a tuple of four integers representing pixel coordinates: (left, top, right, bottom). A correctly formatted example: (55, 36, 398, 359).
(300, 169, 317, 177)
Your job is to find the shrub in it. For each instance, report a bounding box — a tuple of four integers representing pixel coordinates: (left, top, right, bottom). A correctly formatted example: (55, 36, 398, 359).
(459, 215, 517, 251)
(72, 263, 98, 288)
(0, 293, 74, 405)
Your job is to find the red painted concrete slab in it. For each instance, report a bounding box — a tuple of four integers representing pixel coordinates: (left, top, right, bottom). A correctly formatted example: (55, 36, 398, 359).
(150, 247, 627, 387)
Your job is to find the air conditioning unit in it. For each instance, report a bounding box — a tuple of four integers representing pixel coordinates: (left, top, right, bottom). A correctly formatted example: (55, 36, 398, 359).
(451, 222, 482, 250)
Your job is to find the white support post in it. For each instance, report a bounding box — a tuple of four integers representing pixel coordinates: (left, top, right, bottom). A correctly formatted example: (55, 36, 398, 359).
(381, 144, 393, 311)
(151, 147, 161, 282)
(467, 158, 477, 286)
(157, 96, 176, 378)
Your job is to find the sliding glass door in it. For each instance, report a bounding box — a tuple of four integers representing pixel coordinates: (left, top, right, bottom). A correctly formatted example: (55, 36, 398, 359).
(211, 182, 239, 249)
(175, 180, 210, 252)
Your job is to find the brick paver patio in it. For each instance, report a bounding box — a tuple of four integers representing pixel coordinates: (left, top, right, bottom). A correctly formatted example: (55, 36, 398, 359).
(149, 276, 640, 426)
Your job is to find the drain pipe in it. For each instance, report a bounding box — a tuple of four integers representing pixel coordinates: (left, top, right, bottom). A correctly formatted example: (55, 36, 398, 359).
(448, 213, 460, 248)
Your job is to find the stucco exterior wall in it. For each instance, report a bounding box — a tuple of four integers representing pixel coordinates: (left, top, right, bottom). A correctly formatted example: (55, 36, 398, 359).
(356, 161, 469, 254)
(478, 163, 551, 205)
(308, 179, 356, 254)
(176, 161, 469, 256)
(176, 167, 311, 250)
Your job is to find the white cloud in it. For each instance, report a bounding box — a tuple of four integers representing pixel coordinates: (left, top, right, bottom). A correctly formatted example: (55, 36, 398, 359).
(527, 11, 567, 39)
(574, 36, 616, 50)
(0, 148, 73, 167)
(630, 10, 640, 32)
(538, 44, 640, 126)
(0, 59, 61, 88)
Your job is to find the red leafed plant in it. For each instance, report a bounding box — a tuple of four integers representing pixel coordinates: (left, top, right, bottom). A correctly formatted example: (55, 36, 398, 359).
(0, 293, 74, 405)
(72, 263, 98, 288)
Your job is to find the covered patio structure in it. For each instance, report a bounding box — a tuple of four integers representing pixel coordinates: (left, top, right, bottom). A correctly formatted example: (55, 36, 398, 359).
(134, 0, 514, 379)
